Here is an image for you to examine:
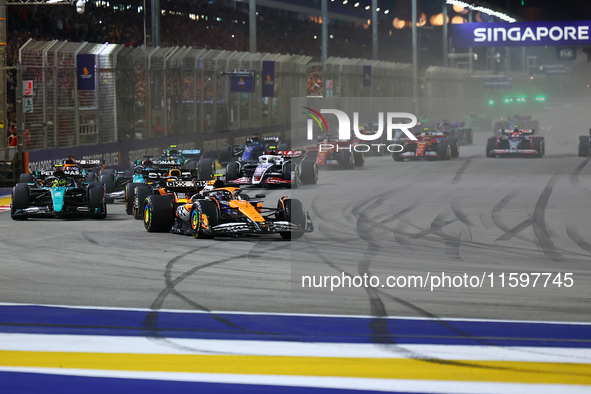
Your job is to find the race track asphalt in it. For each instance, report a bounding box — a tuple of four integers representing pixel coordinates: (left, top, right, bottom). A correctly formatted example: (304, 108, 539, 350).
(1, 101, 590, 323)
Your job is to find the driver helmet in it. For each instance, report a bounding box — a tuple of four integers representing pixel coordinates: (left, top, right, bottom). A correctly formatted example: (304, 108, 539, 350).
(51, 178, 66, 187)
(514, 126, 520, 133)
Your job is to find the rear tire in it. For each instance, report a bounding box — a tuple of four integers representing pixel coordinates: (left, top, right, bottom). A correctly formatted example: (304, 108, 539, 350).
(300, 160, 318, 185)
(11, 184, 30, 220)
(19, 173, 34, 184)
(85, 172, 98, 183)
(449, 139, 460, 158)
(101, 169, 116, 177)
(277, 142, 290, 152)
(133, 185, 152, 220)
(493, 121, 509, 136)
(226, 161, 240, 182)
(198, 157, 215, 179)
(340, 150, 353, 170)
(465, 128, 473, 145)
(185, 160, 198, 170)
(191, 199, 219, 239)
(99, 174, 115, 194)
(219, 145, 233, 164)
(279, 198, 306, 240)
(578, 136, 590, 157)
(283, 162, 299, 189)
(143, 195, 174, 232)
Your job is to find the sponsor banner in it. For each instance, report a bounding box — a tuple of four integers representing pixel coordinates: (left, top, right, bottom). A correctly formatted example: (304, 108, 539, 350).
(27, 124, 289, 172)
(77, 54, 96, 91)
(262, 61, 275, 97)
(557, 47, 576, 60)
(452, 21, 591, 48)
(230, 73, 254, 93)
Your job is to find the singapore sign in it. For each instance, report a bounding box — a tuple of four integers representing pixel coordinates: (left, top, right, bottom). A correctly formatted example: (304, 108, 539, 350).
(452, 21, 591, 48)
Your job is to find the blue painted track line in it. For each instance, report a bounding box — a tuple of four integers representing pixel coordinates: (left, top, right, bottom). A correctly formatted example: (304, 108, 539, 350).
(1, 372, 405, 394)
(0, 305, 590, 347)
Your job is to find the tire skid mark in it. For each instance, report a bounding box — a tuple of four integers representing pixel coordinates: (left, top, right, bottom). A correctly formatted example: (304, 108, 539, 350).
(450, 201, 474, 227)
(495, 218, 533, 241)
(569, 157, 591, 196)
(429, 209, 462, 261)
(451, 157, 474, 185)
(312, 247, 573, 375)
(349, 194, 483, 365)
(145, 247, 248, 338)
(566, 223, 591, 256)
(532, 174, 562, 262)
(491, 189, 534, 244)
(81, 231, 100, 245)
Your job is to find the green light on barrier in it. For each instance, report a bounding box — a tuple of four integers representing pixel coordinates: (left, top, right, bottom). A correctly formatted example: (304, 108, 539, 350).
(488, 99, 495, 105)
(516, 97, 526, 103)
(503, 98, 513, 103)
(534, 96, 546, 102)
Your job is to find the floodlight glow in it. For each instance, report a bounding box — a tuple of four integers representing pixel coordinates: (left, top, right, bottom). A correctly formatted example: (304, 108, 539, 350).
(446, 0, 516, 23)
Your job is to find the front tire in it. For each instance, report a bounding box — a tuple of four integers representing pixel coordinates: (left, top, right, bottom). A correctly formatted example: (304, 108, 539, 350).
(191, 199, 219, 239)
(486, 137, 497, 158)
(143, 195, 174, 232)
(279, 198, 306, 240)
(11, 184, 30, 220)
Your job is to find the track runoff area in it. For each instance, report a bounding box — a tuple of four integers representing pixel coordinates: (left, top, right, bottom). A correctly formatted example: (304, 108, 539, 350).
(2, 101, 591, 393)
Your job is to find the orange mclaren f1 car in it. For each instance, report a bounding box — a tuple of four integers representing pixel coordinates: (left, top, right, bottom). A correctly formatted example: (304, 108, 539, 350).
(142, 181, 314, 240)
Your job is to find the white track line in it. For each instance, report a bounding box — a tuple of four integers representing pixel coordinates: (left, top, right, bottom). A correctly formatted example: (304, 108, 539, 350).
(1, 302, 590, 325)
(1, 333, 590, 363)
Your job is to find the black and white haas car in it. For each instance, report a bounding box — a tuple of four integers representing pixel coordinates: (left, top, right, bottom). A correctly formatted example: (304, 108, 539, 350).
(226, 150, 318, 188)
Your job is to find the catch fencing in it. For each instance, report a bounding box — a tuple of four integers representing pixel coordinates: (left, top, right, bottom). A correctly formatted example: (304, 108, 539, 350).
(19, 39, 311, 152)
(18, 39, 540, 154)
